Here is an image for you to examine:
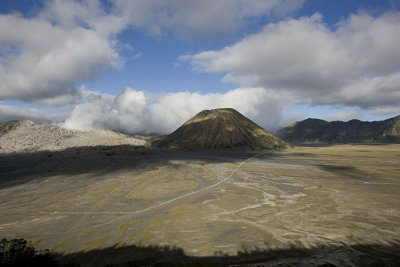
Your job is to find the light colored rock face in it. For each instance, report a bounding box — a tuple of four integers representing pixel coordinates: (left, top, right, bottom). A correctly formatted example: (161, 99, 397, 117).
(0, 120, 147, 153)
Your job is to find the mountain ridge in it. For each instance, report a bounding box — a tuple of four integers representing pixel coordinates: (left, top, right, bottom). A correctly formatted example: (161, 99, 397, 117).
(277, 115, 400, 143)
(0, 120, 147, 153)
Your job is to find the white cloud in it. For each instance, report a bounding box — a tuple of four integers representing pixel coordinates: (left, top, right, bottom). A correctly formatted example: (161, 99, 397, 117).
(336, 72, 400, 107)
(182, 12, 400, 108)
(63, 87, 146, 133)
(0, 102, 68, 123)
(114, 0, 306, 38)
(371, 107, 400, 116)
(0, 0, 125, 105)
(147, 87, 288, 133)
(0, 0, 307, 106)
(63, 87, 289, 134)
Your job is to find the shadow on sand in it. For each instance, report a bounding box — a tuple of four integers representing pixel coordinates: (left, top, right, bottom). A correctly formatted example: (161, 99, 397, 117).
(0, 145, 283, 189)
(38, 241, 400, 266)
(2, 238, 399, 266)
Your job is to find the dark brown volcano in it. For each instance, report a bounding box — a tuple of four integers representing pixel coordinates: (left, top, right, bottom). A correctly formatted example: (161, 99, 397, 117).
(154, 108, 287, 151)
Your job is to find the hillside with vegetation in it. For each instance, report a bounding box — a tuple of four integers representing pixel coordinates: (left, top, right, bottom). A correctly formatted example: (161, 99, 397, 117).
(277, 115, 400, 143)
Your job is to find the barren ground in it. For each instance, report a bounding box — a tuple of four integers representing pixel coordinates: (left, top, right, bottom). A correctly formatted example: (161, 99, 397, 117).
(0, 144, 399, 265)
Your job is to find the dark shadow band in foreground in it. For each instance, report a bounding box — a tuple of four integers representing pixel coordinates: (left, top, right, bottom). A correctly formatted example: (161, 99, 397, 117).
(2, 238, 400, 266)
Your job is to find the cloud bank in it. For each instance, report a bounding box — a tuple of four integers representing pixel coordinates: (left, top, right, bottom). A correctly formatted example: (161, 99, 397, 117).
(0, 102, 68, 123)
(181, 12, 400, 108)
(63, 87, 288, 134)
(115, 0, 305, 38)
(0, 0, 125, 105)
(0, 0, 306, 106)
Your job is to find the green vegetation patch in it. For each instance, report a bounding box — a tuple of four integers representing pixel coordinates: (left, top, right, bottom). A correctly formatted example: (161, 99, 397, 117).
(50, 237, 73, 252)
(118, 224, 128, 235)
(28, 238, 40, 246)
(78, 231, 93, 239)
(81, 239, 105, 252)
(129, 218, 146, 228)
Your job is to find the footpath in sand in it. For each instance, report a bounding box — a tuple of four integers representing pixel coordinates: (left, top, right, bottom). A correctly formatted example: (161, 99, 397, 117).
(0, 143, 399, 263)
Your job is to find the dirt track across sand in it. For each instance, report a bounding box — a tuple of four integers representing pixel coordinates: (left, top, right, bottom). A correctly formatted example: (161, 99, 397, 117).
(0, 144, 399, 263)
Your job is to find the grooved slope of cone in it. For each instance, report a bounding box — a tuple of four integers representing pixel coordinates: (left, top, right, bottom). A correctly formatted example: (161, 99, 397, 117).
(154, 108, 287, 151)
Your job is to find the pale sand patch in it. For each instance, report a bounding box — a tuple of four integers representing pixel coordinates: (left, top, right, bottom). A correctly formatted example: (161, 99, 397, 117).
(125, 180, 199, 200)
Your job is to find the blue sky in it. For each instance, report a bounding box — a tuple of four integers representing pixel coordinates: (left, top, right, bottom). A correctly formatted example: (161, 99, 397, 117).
(0, 0, 399, 134)
(84, 0, 397, 94)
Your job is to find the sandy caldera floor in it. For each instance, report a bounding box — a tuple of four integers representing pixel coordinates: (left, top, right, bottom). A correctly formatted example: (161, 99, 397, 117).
(0, 144, 399, 263)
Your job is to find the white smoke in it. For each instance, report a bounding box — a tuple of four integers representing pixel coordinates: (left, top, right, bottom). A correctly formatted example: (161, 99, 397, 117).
(63, 87, 288, 134)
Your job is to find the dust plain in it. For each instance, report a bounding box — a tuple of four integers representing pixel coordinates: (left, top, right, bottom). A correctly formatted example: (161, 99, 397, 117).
(0, 144, 399, 263)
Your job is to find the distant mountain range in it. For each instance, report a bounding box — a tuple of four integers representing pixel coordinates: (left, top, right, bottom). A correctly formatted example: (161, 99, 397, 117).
(154, 108, 287, 151)
(277, 115, 400, 143)
(2, 113, 399, 152)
